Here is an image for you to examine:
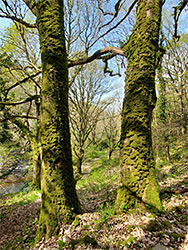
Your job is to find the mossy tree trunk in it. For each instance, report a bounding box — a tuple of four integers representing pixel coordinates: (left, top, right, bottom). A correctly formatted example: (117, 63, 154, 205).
(115, 0, 163, 213)
(32, 128, 41, 189)
(76, 148, 84, 174)
(32, 97, 41, 189)
(35, 0, 81, 242)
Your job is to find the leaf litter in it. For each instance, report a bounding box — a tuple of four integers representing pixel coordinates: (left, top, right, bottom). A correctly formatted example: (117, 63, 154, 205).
(0, 159, 188, 250)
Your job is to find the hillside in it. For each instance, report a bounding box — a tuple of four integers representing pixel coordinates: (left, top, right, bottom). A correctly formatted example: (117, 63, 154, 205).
(0, 146, 188, 250)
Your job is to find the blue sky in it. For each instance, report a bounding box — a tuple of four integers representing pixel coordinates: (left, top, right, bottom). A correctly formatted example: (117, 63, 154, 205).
(0, 18, 11, 29)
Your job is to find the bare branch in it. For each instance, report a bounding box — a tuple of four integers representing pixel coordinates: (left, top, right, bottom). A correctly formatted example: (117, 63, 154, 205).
(99, 0, 123, 30)
(0, 14, 36, 28)
(0, 115, 38, 123)
(0, 95, 40, 106)
(173, 0, 188, 40)
(22, 0, 37, 16)
(3, 71, 41, 94)
(68, 46, 124, 68)
(91, 0, 138, 48)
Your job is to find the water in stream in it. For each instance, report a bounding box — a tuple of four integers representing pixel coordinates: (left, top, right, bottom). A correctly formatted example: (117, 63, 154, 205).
(0, 181, 27, 196)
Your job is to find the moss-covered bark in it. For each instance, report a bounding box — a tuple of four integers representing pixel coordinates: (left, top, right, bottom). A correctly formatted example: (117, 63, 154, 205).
(115, 0, 163, 213)
(32, 129, 41, 189)
(35, 0, 81, 242)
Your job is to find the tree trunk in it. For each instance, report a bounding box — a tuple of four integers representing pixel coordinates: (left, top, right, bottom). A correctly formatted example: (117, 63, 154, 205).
(115, 0, 163, 213)
(32, 98, 41, 189)
(32, 140, 41, 189)
(35, 0, 81, 242)
(77, 157, 83, 174)
(108, 149, 113, 160)
(77, 148, 84, 174)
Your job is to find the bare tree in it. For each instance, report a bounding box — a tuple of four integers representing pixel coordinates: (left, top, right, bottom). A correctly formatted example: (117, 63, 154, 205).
(102, 104, 120, 159)
(69, 62, 113, 173)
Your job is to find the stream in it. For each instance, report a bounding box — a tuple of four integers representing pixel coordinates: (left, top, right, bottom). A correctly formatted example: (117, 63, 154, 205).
(0, 181, 27, 196)
(0, 154, 31, 196)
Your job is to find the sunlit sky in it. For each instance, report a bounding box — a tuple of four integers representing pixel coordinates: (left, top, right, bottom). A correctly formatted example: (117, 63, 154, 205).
(0, 18, 11, 29)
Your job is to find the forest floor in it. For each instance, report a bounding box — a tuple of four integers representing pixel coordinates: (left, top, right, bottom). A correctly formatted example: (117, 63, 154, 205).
(0, 150, 188, 250)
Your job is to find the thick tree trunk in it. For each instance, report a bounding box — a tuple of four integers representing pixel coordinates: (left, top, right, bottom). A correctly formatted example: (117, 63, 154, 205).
(35, 0, 81, 242)
(115, 0, 163, 213)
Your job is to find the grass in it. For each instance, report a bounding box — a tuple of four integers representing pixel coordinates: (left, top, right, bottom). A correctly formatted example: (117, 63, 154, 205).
(83, 143, 108, 162)
(77, 151, 120, 193)
(0, 184, 40, 207)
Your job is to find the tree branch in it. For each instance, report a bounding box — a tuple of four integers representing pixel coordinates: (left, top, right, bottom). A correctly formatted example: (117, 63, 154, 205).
(68, 46, 124, 68)
(22, 0, 37, 16)
(173, 0, 188, 40)
(3, 71, 41, 94)
(0, 115, 38, 123)
(0, 95, 40, 106)
(91, 0, 138, 48)
(0, 14, 36, 28)
(99, 0, 123, 30)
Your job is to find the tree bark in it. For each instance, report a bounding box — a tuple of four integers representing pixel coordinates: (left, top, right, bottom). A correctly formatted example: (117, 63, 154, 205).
(35, 0, 81, 242)
(32, 130, 41, 189)
(115, 0, 163, 213)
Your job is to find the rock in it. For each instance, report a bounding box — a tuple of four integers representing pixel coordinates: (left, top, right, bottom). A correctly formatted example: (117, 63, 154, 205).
(152, 243, 170, 250)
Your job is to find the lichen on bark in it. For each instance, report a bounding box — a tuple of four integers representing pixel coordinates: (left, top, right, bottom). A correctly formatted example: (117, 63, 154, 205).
(115, 0, 163, 214)
(35, 0, 81, 242)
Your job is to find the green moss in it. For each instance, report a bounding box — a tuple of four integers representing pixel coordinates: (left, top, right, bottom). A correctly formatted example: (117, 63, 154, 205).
(157, 232, 165, 237)
(82, 225, 90, 230)
(166, 206, 173, 212)
(35, 0, 81, 243)
(94, 222, 103, 231)
(166, 233, 185, 241)
(161, 220, 172, 229)
(145, 220, 162, 232)
(142, 168, 163, 212)
(70, 234, 98, 247)
(115, 0, 162, 214)
(175, 205, 183, 213)
(115, 186, 136, 214)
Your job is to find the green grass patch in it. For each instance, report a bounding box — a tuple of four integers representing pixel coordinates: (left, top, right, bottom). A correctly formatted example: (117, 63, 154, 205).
(0, 183, 40, 207)
(77, 153, 120, 192)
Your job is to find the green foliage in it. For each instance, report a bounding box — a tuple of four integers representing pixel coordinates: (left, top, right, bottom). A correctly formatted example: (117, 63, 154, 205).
(95, 202, 114, 229)
(77, 143, 105, 163)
